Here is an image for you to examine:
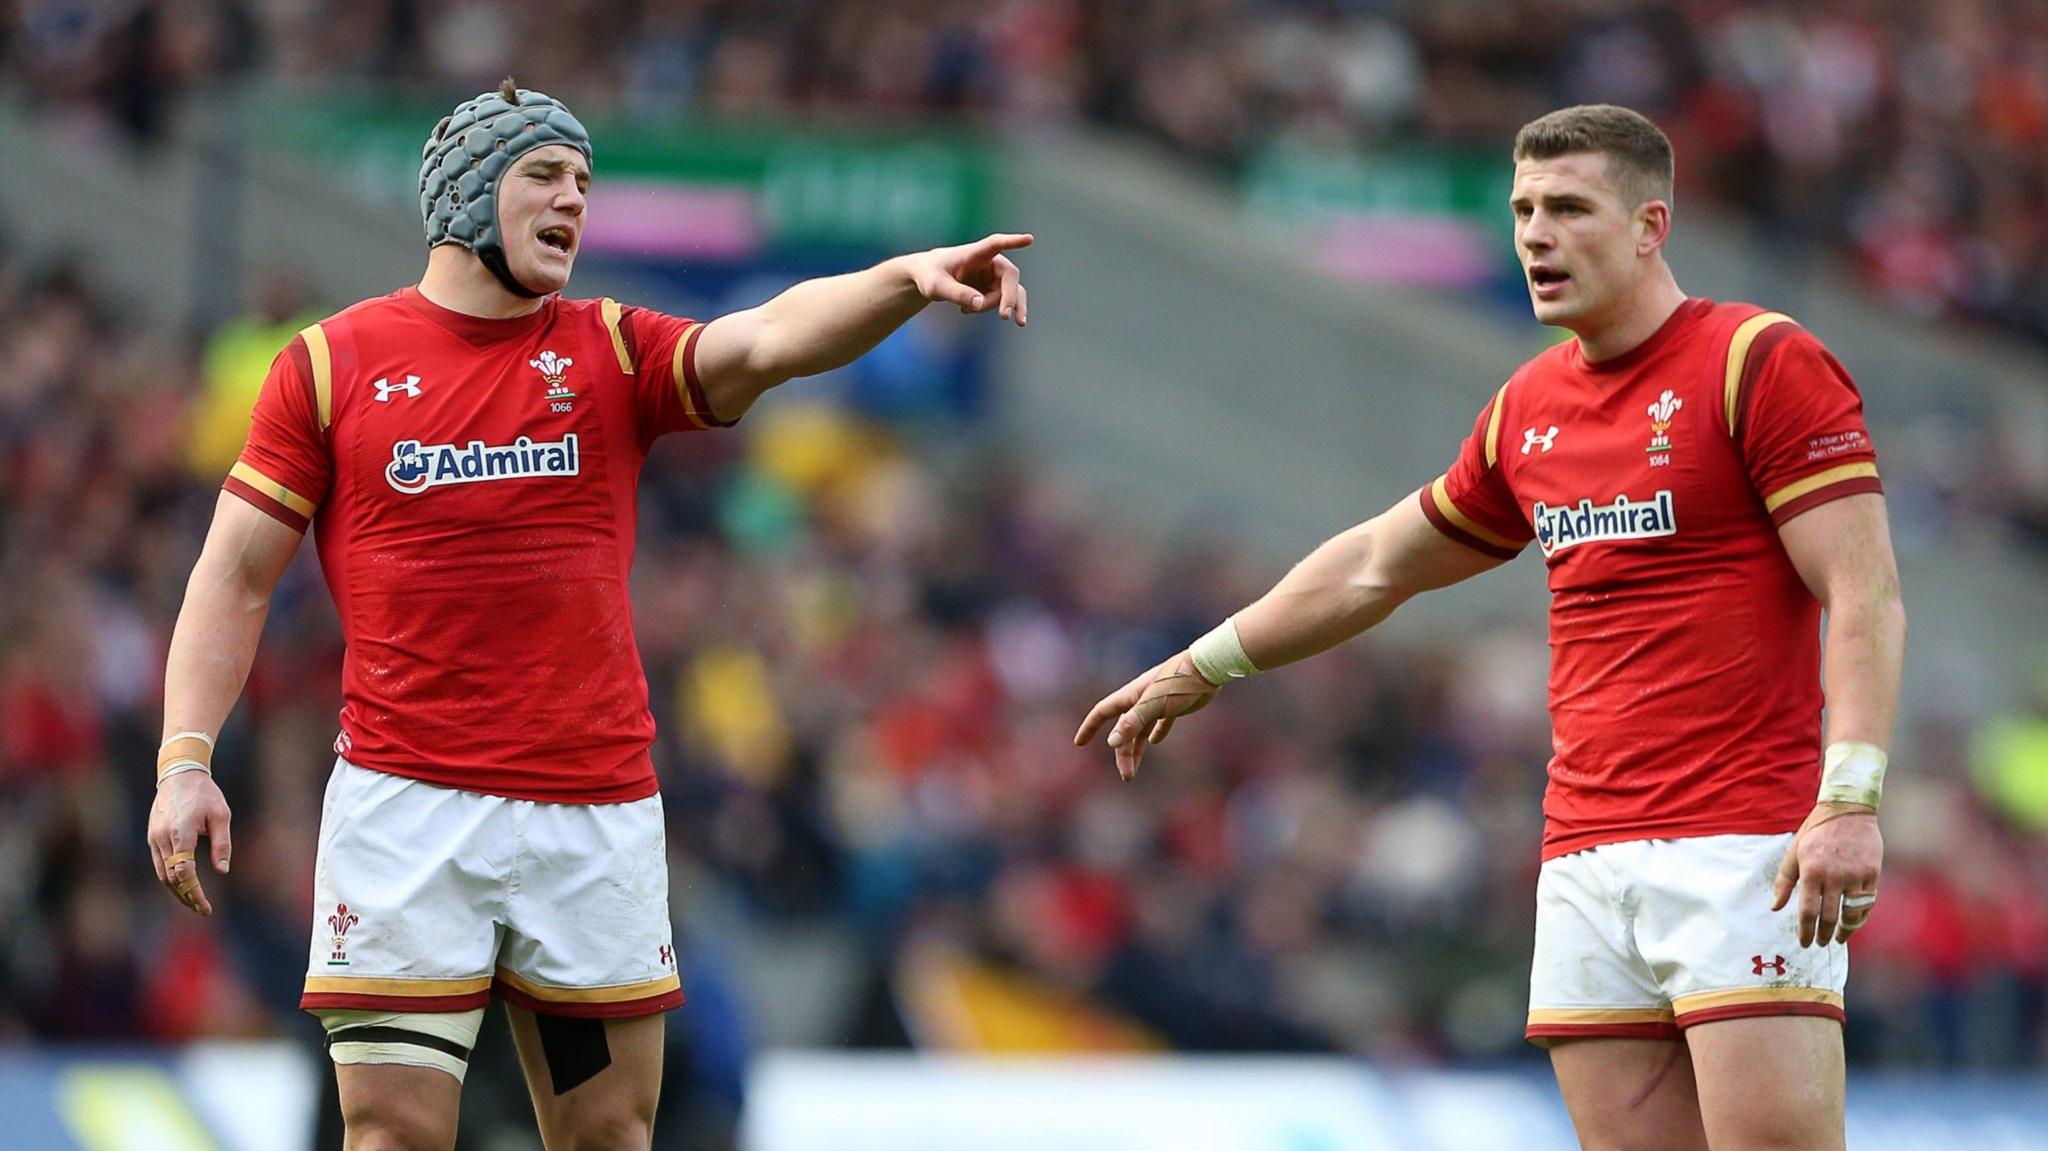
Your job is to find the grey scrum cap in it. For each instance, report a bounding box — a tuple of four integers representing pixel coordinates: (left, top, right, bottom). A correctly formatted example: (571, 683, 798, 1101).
(419, 85, 592, 298)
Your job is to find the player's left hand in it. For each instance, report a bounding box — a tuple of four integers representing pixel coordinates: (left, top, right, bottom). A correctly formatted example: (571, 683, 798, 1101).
(1771, 801, 1881, 948)
(906, 233, 1032, 326)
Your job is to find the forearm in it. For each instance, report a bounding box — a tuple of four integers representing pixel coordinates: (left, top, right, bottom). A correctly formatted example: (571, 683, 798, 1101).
(162, 552, 274, 742)
(1235, 522, 1415, 672)
(746, 257, 927, 383)
(1820, 590, 1905, 752)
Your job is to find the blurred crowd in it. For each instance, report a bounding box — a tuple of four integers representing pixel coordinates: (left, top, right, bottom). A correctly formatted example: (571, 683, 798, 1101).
(3, 216, 2048, 1142)
(10, 0, 2048, 348)
(6, 3, 2048, 1147)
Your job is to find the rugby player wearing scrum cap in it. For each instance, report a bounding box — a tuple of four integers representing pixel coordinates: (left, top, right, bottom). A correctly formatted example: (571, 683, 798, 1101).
(148, 78, 1030, 1149)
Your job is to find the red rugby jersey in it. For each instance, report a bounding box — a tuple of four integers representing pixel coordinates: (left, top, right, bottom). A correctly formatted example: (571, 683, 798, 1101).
(1418, 299, 1882, 859)
(225, 287, 729, 803)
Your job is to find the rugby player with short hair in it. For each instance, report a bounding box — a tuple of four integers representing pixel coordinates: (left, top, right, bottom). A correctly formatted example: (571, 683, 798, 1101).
(147, 79, 1029, 1150)
(1078, 104, 1901, 1150)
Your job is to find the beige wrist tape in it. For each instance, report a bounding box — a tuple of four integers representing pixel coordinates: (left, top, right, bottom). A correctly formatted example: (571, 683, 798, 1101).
(1189, 616, 1259, 687)
(157, 731, 215, 784)
(1818, 740, 1886, 810)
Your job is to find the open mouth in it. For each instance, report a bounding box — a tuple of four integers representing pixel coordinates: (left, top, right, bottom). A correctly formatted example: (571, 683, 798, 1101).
(1530, 265, 1570, 290)
(537, 226, 574, 254)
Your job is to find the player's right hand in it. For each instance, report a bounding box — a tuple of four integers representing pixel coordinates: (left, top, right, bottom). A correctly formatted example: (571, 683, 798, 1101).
(905, 233, 1033, 325)
(1074, 652, 1219, 781)
(147, 772, 233, 916)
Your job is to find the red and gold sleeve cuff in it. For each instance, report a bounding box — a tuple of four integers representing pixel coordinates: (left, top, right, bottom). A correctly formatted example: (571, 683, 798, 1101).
(224, 461, 316, 532)
(1419, 477, 1526, 561)
(672, 322, 738, 430)
(1762, 462, 1882, 525)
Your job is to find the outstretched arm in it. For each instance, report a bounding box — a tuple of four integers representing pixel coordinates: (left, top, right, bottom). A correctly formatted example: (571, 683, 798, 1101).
(1075, 494, 1511, 779)
(148, 492, 302, 915)
(691, 232, 1032, 421)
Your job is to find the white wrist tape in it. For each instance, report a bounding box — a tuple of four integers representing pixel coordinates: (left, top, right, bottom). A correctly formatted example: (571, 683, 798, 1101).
(157, 730, 216, 785)
(1818, 740, 1886, 810)
(1188, 616, 1259, 687)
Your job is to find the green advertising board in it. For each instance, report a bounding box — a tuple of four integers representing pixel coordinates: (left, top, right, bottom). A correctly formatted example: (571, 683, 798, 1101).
(1242, 142, 1517, 287)
(259, 94, 995, 251)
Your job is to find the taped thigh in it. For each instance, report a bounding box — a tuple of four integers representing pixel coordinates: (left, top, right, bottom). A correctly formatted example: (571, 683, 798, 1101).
(319, 1008, 486, 1083)
(534, 1012, 612, 1095)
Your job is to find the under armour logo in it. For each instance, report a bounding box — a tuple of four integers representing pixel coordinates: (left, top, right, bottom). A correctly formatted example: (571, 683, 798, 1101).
(373, 375, 423, 402)
(1522, 425, 1560, 454)
(1752, 954, 1787, 976)
(658, 944, 673, 967)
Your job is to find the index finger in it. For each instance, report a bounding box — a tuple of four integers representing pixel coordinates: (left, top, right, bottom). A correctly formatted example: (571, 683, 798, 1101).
(1075, 690, 1135, 745)
(969, 232, 1034, 259)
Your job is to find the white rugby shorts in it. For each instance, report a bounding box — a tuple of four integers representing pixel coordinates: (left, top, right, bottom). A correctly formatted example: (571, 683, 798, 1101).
(300, 758, 682, 1018)
(1526, 832, 1847, 1045)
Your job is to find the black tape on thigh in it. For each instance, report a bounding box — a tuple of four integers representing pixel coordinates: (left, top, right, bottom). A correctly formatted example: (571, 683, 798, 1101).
(535, 1013, 612, 1095)
(326, 1024, 473, 1064)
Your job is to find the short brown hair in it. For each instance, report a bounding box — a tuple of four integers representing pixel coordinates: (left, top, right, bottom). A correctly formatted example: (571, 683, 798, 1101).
(1513, 105, 1674, 209)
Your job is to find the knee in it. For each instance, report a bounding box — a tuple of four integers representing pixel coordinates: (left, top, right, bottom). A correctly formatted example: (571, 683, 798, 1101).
(1572, 1113, 1710, 1151)
(342, 1102, 457, 1151)
(1707, 1098, 1841, 1151)
(1711, 1119, 1841, 1151)
(1578, 1136, 1703, 1151)
(560, 1111, 654, 1151)
(343, 1124, 454, 1151)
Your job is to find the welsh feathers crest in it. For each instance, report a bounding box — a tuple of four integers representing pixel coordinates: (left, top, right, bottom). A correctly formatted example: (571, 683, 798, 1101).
(328, 903, 359, 938)
(326, 902, 360, 965)
(530, 351, 573, 388)
(1647, 389, 1682, 430)
(531, 350, 577, 405)
(1645, 389, 1681, 457)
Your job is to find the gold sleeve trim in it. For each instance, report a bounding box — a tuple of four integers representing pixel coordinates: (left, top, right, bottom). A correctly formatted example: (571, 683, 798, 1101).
(1724, 311, 1793, 434)
(1763, 462, 1880, 513)
(1431, 475, 1521, 551)
(1482, 381, 1511, 468)
(601, 297, 635, 374)
(671, 321, 710, 427)
(228, 461, 316, 517)
(299, 322, 334, 431)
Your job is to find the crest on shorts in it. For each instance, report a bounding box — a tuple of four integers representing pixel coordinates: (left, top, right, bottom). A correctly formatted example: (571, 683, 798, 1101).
(1646, 389, 1682, 462)
(327, 903, 360, 966)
